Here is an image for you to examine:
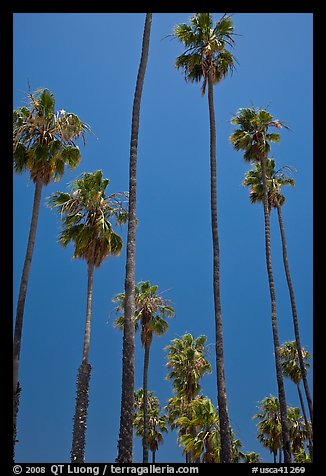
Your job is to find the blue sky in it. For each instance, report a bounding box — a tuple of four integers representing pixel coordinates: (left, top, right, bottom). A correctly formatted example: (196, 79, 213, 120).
(13, 13, 313, 463)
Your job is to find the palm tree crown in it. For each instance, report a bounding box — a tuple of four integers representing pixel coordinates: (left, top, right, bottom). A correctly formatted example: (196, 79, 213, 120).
(230, 107, 286, 162)
(113, 281, 175, 347)
(254, 395, 311, 462)
(243, 158, 295, 211)
(173, 13, 236, 94)
(48, 170, 128, 267)
(13, 88, 91, 185)
(177, 396, 220, 463)
(254, 396, 283, 462)
(279, 341, 311, 386)
(165, 334, 212, 401)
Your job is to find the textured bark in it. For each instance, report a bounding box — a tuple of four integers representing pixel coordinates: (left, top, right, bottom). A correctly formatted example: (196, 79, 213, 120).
(276, 203, 313, 424)
(142, 344, 150, 463)
(116, 13, 152, 463)
(260, 156, 292, 463)
(13, 383, 22, 460)
(13, 179, 43, 452)
(207, 71, 232, 463)
(71, 362, 92, 463)
(71, 262, 94, 462)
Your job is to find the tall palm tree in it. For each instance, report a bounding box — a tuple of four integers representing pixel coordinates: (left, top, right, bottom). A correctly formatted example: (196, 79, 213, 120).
(48, 170, 127, 463)
(117, 12, 152, 463)
(114, 281, 174, 463)
(165, 333, 212, 462)
(13, 88, 90, 453)
(133, 389, 168, 463)
(243, 159, 313, 424)
(172, 13, 236, 462)
(230, 107, 292, 462)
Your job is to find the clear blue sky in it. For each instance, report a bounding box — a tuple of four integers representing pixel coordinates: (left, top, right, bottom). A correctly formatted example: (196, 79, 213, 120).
(13, 13, 313, 463)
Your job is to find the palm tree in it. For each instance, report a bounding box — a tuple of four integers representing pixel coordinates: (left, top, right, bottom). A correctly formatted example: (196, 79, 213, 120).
(165, 334, 212, 405)
(243, 159, 313, 425)
(293, 448, 312, 463)
(117, 13, 152, 464)
(165, 394, 189, 457)
(280, 341, 313, 458)
(172, 13, 236, 462)
(114, 281, 174, 463)
(48, 170, 127, 463)
(165, 333, 212, 462)
(178, 396, 220, 463)
(133, 389, 168, 463)
(178, 397, 243, 463)
(287, 406, 310, 457)
(240, 451, 261, 463)
(254, 396, 283, 463)
(13, 88, 90, 453)
(147, 413, 168, 463)
(230, 107, 292, 463)
(254, 396, 311, 463)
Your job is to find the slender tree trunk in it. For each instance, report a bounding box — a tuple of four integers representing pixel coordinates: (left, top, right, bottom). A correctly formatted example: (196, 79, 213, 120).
(116, 13, 152, 463)
(152, 451, 155, 463)
(185, 390, 194, 463)
(276, 203, 313, 423)
(142, 343, 150, 463)
(207, 70, 232, 463)
(81, 263, 94, 363)
(296, 383, 313, 460)
(260, 156, 292, 463)
(13, 178, 43, 455)
(71, 262, 94, 463)
(297, 384, 309, 434)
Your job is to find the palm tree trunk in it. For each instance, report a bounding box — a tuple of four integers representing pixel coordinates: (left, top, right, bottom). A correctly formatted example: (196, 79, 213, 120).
(276, 202, 313, 423)
(152, 451, 156, 463)
(296, 383, 308, 430)
(143, 343, 150, 463)
(13, 178, 43, 455)
(82, 262, 94, 363)
(207, 70, 232, 463)
(260, 156, 292, 463)
(71, 262, 94, 463)
(296, 383, 313, 460)
(116, 13, 152, 464)
(71, 361, 92, 463)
